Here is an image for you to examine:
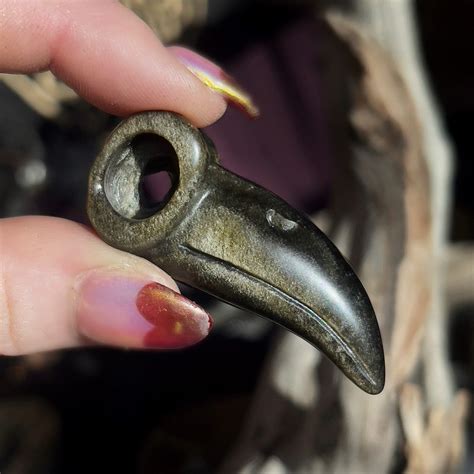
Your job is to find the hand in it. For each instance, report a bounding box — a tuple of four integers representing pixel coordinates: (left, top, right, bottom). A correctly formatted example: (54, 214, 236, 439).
(0, 0, 237, 355)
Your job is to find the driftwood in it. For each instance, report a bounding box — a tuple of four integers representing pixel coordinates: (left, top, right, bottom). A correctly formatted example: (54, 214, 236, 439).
(0, 72, 76, 120)
(220, 3, 469, 473)
(120, 0, 208, 43)
(445, 243, 474, 310)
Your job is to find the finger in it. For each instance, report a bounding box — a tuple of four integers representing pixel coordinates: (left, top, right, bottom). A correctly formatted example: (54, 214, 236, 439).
(0, 0, 227, 126)
(0, 216, 212, 355)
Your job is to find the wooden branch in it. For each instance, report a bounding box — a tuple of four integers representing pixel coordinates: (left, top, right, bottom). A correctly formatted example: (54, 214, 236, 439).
(119, 0, 208, 42)
(347, 0, 456, 410)
(0, 72, 77, 120)
(445, 243, 474, 309)
(221, 2, 467, 472)
(0, 74, 64, 119)
(400, 383, 470, 473)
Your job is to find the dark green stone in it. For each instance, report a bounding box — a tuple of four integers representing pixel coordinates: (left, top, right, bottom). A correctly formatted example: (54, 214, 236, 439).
(87, 111, 385, 394)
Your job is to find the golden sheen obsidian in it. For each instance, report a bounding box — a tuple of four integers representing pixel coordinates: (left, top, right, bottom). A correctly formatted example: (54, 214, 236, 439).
(87, 111, 385, 394)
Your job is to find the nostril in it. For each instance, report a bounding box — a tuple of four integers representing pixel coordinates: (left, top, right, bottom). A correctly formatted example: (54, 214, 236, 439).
(266, 209, 298, 232)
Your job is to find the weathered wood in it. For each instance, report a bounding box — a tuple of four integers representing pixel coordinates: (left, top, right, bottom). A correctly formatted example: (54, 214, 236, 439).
(220, 3, 467, 472)
(0, 72, 75, 119)
(445, 243, 474, 310)
(120, 0, 208, 42)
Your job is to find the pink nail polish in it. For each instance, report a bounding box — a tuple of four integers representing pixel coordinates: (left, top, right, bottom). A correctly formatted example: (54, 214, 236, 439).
(77, 274, 212, 349)
(170, 46, 260, 118)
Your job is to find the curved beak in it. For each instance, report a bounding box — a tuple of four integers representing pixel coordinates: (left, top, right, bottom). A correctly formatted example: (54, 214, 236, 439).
(150, 165, 385, 395)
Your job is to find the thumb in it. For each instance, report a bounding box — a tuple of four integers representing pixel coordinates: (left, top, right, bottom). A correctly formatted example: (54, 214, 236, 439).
(0, 217, 212, 355)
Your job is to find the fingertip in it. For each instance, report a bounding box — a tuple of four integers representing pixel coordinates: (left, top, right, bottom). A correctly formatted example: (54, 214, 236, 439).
(0, 1, 228, 127)
(77, 274, 212, 350)
(0, 217, 213, 355)
(48, 2, 228, 127)
(169, 46, 260, 120)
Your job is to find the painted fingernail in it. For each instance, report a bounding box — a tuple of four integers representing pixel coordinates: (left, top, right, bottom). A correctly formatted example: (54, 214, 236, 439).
(76, 272, 212, 349)
(170, 46, 260, 118)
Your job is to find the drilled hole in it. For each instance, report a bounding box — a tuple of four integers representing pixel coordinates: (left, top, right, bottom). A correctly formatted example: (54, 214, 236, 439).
(141, 169, 173, 208)
(105, 133, 179, 219)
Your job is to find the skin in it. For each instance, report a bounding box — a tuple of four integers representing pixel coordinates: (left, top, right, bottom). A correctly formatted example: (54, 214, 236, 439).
(0, 0, 227, 355)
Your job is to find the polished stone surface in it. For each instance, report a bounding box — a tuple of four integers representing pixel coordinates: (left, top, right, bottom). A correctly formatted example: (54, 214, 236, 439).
(88, 111, 385, 394)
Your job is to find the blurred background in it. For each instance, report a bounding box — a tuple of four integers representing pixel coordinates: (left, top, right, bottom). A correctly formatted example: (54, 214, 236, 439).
(0, 1, 473, 473)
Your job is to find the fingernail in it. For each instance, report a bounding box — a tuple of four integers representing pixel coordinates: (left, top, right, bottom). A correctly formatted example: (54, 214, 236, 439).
(76, 272, 213, 349)
(170, 46, 260, 118)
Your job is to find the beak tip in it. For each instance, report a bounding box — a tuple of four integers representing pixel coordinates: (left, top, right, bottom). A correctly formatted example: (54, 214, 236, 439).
(351, 347, 385, 395)
(361, 367, 385, 395)
(335, 293, 386, 395)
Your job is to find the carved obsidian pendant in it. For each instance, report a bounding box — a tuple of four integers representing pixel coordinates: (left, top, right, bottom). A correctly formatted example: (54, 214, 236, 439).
(87, 112, 385, 394)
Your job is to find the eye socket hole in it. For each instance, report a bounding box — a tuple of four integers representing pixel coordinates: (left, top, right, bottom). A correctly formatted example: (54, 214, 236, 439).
(104, 133, 179, 220)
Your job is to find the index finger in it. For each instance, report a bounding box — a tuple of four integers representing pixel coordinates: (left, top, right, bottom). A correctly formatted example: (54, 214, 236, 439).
(0, 0, 227, 126)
